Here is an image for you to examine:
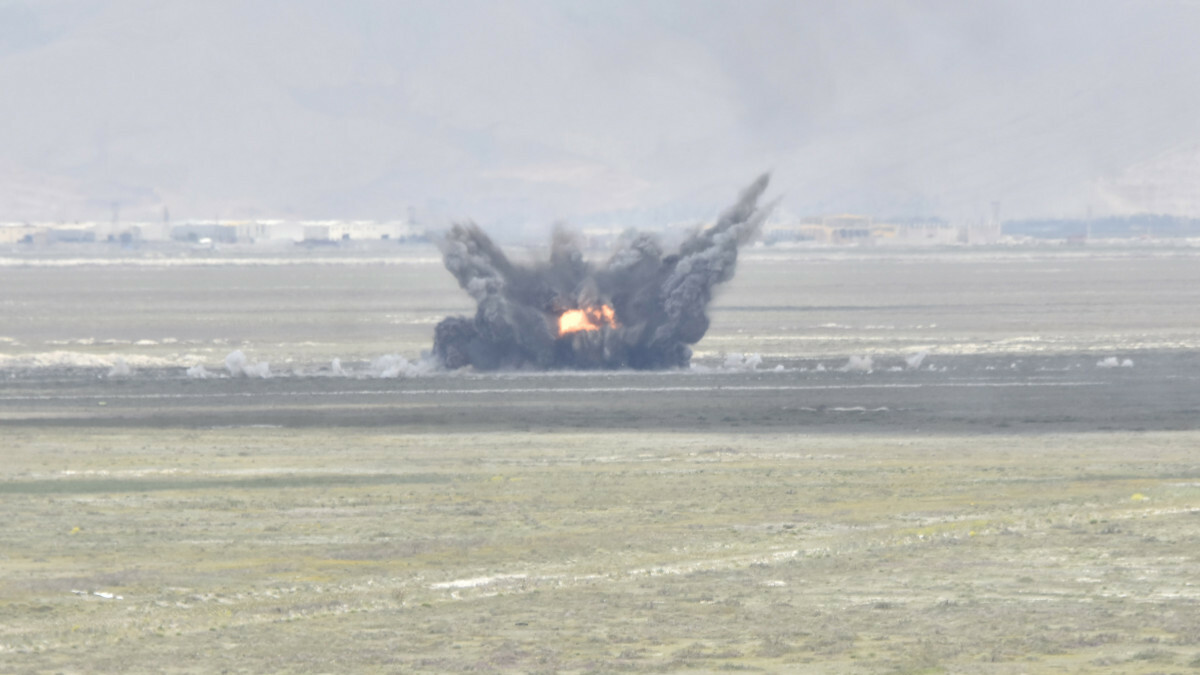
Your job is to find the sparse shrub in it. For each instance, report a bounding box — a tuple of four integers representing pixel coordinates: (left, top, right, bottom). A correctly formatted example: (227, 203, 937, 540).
(804, 630, 857, 656)
(757, 634, 793, 658)
(1130, 647, 1176, 663)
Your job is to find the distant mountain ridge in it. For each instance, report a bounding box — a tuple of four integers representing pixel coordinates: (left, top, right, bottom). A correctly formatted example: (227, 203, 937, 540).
(3, 1, 1200, 233)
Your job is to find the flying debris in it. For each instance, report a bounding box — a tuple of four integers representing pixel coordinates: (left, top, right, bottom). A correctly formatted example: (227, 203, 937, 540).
(433, 174, 777, 370)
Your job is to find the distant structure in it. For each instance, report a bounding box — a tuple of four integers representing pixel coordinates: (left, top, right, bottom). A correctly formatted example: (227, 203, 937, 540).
(1004, 214, 1200, 241)
(0, 218, 428, 247)
(762, 215, 964, 246)
(0, 223, 43, 245)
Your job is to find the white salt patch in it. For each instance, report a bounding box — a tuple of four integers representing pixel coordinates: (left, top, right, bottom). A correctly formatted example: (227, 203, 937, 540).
(242, 361, 271, 378)
(841, 355, 874, 373)
(830, 406, 890, 412)
(722, 353, 763, 371)
(17, 348, 110, 365)
(430, 573, 527, 590)
(224, 350, 271, 378)
(224, 350, 246, 375)
(0, 352, 176, 369)
(106, 358, 132, 378)
(370, 354, 436, 378)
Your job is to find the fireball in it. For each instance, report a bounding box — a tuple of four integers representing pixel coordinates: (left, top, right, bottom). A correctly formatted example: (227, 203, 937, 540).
(558, 305, 618, 335)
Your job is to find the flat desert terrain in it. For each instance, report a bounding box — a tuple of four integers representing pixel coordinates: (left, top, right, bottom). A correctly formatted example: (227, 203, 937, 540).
(2, 245, 1200, 673)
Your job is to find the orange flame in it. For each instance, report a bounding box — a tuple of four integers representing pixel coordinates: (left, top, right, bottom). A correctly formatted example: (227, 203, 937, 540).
(558, 305, 618, 335)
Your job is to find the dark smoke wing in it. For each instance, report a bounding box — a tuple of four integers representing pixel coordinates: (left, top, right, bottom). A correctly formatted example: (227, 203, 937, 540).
(433, 174, 775, 370)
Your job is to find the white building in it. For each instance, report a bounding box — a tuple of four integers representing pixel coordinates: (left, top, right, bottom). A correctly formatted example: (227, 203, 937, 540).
(0, 223, 41, 244)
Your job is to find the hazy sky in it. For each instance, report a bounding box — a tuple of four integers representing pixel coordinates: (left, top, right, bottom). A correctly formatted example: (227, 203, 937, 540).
(2, 0, 1199, 232)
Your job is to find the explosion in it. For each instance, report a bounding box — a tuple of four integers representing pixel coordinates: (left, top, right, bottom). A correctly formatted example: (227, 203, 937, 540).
(558, 305, 618, 335)
(433, 174, 777, 371)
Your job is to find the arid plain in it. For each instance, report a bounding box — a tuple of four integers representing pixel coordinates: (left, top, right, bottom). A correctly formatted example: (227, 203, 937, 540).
(3, 245, 1200, 673)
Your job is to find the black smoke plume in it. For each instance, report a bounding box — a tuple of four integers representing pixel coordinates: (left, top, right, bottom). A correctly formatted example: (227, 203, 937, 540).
(433, 174, 777, 370)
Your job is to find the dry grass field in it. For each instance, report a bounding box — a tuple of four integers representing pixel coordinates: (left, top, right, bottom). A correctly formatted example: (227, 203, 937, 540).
(3, 426, 1200, 673)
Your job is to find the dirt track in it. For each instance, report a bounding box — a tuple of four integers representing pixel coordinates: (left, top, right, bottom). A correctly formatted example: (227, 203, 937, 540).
(2, 351, 1197, 434)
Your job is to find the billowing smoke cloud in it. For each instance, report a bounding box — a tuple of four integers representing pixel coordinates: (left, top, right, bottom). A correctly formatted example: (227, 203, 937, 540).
(433, 175, 777, 370)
